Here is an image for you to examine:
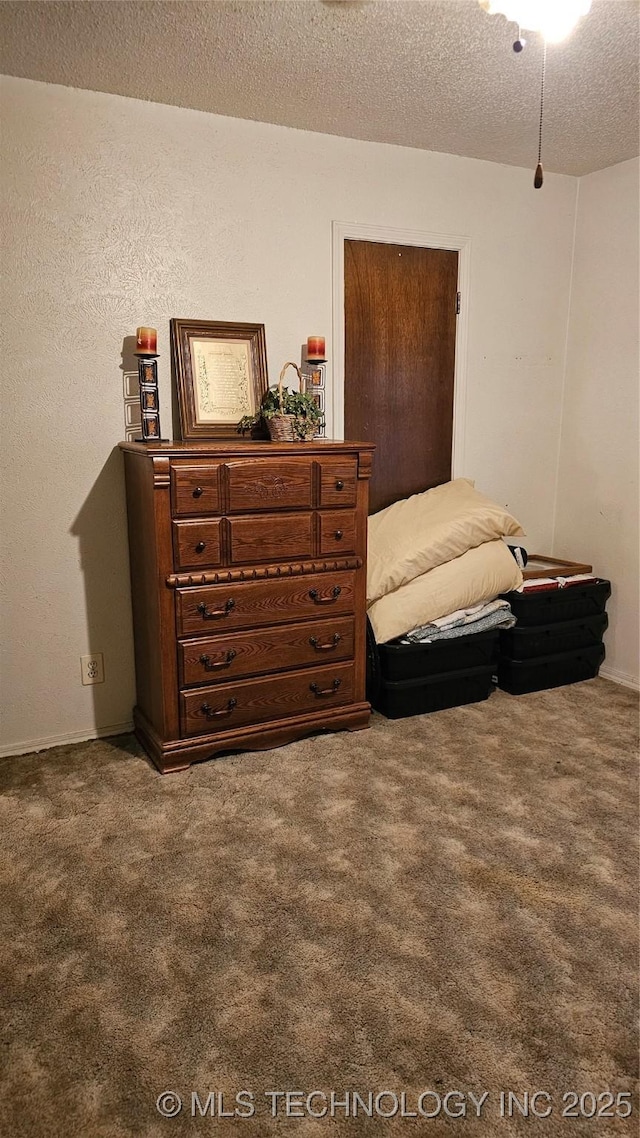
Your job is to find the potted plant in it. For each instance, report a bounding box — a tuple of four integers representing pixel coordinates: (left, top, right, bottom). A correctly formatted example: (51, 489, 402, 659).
(238, 362, 323, 441)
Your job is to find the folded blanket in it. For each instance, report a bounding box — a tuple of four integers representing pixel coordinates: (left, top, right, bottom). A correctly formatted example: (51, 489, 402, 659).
(402, 599, 516, 643)
(367, 539, 523, 644)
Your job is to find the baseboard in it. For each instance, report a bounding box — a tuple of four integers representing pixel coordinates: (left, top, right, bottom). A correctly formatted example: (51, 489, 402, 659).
(0, 671, 636, 757)
(599, 665, 639, 692)
(0, 721, 134, 759)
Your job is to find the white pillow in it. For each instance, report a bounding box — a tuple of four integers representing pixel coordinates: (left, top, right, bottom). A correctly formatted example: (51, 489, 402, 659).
(367, 539, 523, 644)
(367, 478, 524, 605)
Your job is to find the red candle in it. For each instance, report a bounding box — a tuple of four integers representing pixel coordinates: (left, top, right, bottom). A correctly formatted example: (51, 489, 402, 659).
(307, 335, 326, 361)
(136, 326, 157, 354)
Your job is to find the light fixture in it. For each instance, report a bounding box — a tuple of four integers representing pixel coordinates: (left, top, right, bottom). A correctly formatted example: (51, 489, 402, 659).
(479, 0, 591, 44)
(479, 0, 592, 189)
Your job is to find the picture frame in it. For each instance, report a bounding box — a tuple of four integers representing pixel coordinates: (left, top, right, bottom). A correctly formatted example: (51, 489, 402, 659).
(522, 554, 593, 580)
(170, 319, 268, 440)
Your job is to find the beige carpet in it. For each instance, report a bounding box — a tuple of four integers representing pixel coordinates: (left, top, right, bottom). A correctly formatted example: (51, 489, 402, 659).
(1, 677, 638, 1137)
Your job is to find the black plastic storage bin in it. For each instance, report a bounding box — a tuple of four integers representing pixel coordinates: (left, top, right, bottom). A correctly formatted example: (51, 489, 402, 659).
(378, 627, 500, 681)
(500, 579, 610, 626)
(375, 664, 496, 719)
(366, 618, 500, 717)
(499, 612, 608, 660)
(497, 643, 605, 695)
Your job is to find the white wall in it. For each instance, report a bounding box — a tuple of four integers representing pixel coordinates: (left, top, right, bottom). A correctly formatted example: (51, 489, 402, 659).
(1, 76, 579, 753)
(553, 158, 640, 688)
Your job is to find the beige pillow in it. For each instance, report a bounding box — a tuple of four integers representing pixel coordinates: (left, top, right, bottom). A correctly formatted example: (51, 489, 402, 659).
(367, 539, 523, 644)
(367, 478, 524, 605)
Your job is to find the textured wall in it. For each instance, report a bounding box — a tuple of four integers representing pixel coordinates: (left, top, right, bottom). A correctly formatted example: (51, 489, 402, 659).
(0, 76, 578, 753)
(554, 158, 640, 688)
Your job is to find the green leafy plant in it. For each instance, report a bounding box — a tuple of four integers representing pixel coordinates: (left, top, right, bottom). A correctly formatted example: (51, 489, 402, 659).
(238, 384, 323, 440)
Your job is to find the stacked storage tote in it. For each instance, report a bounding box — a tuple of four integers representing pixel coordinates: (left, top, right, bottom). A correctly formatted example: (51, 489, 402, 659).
(497, 579, 611, 694)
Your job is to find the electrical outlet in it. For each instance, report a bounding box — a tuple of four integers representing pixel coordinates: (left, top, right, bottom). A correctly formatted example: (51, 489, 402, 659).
(80, 653, 104, 686)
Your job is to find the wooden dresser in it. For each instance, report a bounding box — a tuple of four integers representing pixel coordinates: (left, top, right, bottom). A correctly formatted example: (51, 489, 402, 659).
(119, 439, 374, 773)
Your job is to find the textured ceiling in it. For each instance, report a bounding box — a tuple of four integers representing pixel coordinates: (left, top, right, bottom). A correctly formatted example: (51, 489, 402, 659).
(1, 0, 638, 176)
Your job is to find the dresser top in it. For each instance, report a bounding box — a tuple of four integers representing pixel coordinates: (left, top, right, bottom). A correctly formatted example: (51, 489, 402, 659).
(119, 439, 375, 458)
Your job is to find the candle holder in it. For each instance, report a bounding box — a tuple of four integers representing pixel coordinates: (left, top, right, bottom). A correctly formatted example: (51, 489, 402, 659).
(135, 352, 162, 442)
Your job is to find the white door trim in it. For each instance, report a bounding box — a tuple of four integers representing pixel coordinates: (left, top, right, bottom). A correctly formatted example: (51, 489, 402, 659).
(331, 221, 471, 478)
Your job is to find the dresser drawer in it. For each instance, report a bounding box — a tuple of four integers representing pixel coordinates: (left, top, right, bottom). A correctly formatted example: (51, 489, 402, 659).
(171, 464, 222, 516)
(172, 520, 223, 571)
(181, 661, 355, 737)
(176, 570, 357, 637)
(228, 512, 314, 564)
(179, 616, 356, 687)
(318, 510, 357, 556)
(318, 458, 358, 507)
(227, 458, 313, 512)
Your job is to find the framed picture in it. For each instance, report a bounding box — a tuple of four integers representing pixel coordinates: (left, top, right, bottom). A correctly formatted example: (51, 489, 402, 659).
(170, 319, 268, 440)
(522, 554, 593, 580)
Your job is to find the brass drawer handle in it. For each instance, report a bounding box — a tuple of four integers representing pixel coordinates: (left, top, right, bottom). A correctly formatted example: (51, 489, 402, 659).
(199, 650, 237, 671)
(193, 487, 203, 498)
(200, 698, 237, 719)
(195, 541, 206, 553)
(309, 634, 341, 651)
(310, 679, 342, 697)
(308, 585, 341, 605)
(335, 480, 344, 491)
(197, 599, 235, 620)
(334, 530, 343, 541)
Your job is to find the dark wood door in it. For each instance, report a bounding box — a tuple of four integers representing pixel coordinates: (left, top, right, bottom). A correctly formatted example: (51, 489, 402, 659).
(344, 240, 458, 514)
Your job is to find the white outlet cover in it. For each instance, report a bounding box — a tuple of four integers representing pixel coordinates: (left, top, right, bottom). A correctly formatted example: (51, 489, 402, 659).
(81, 653, 105, 685)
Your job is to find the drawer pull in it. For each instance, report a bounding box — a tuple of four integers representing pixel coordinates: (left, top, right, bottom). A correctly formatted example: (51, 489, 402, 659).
(201, 698, 237, 719)
(199, 650, 237, 671)
(195, 541, 206, 553)
(310, 679, 342, 697)
(335, 480, 344, 491)
(308, 585, 341, 605)
(309, 634, 341, 651)
(193, 487, 204, 498)
(334, 530, 343, 541)
(197, 599, 235, 620)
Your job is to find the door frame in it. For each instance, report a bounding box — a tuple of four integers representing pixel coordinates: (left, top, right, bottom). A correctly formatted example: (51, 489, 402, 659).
(331, 221, 471, 478)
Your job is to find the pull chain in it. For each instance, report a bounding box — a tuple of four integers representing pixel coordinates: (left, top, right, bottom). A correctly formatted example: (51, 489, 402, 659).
(534, 40, 547, 188)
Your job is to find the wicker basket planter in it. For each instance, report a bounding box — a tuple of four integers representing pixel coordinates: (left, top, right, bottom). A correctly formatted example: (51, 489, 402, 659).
(237, 361, 323, 441)
(268, 414, 319, 442)
(267, 363, 321, 442)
